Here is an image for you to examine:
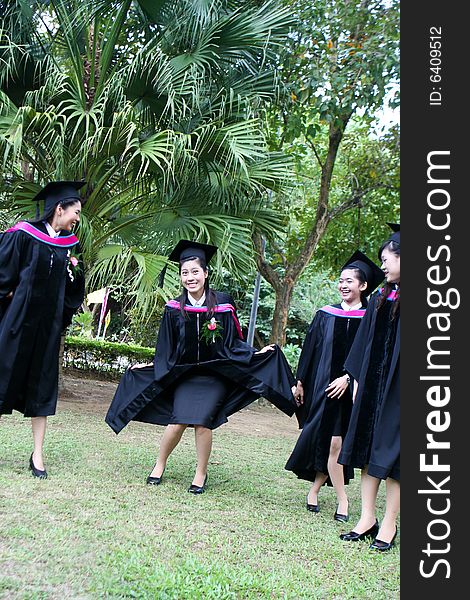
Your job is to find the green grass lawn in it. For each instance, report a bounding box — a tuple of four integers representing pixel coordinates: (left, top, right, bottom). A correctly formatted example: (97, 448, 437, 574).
(0, 407, 399, 599)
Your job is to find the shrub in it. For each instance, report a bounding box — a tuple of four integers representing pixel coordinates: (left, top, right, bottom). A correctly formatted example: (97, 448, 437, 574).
(64, 336, 154, 380)
(70, 311, 94, 338)
(282, 343, 301, 372)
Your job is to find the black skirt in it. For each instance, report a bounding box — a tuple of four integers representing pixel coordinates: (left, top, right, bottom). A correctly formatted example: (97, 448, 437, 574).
(331, 399, 345, 437)
(170, 367, 229, 428)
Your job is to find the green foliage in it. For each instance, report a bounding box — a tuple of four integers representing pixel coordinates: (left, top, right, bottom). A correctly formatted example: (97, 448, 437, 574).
(64, 335, 154, 378)
(1, 0, 399, 345)
(264, 0, 400, 257)
(70, 310, 94, 339)
(0, 207, 14, 230)
(312, 124, 400, 268)
(249, 0, 399, 343)
(274, 0, 400, 134)
(237, 267, 339, 347)
(267, 119, 400, 271)
(0, 0, 294, 322)
(282, 342, 301, 372)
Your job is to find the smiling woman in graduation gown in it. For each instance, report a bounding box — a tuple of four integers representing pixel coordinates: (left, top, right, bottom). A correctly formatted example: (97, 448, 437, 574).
(338, 225, 400, 551)
(0, 181, 86, 478)
(106, 292, 296, 433)
(105, 240, 297, 492)
(285, 251, 384, 521)
(339, 290, 400, 482)
(285, 304, 366, 471)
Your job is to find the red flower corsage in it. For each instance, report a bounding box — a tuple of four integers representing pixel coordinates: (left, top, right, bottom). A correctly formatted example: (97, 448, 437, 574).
(200, 317, 223, 344)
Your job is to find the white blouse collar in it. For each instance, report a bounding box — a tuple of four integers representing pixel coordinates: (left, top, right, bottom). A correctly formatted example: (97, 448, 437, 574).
(43, 221, 60, 238)
(341, 300, 363, 311)
(187, 292, 206, 307)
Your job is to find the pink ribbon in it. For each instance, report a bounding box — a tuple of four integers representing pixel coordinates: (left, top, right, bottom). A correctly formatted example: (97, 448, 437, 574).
(319, 305, 366, 318)
(6, 221, 79, 247)
(379, 288, 399, 301)
(166, 300, 244, 339)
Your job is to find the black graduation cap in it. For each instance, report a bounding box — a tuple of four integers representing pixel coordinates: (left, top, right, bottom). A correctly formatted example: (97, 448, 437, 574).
(33, 181, 86, 216)
(168, 239, 218, 265)
(386, 222, 400, 244)
(341, 249, 384, 294)
(158, 239, 218, 287)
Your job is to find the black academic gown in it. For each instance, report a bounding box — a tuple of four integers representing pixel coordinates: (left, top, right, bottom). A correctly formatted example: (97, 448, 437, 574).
(105, 291, 297, 433)
(0, 222, 85, 417)
(338, 290, 400, 481)
(285, 303, 366, 483)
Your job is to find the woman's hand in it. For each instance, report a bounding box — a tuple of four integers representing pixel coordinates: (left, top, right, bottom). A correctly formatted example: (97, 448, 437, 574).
(6, 291, 13, 299)
(292, 381, 304, 405)
(255, 344, 275, 354)
(325, 374, 350, 399)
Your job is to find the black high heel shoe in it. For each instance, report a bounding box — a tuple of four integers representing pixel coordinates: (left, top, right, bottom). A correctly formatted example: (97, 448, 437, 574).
(29, 453, 47, 479)
(340, 519, 379, 542)
(146, 467, 164, 485)
(370, 528, 398, 552)
(306, 494, 319, 513)
(188, 474, 207, 494)
(334, 504, 349, 523)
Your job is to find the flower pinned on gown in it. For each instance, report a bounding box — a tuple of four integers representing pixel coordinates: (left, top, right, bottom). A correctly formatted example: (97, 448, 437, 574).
(200, 317, 223, 344)
(66, 249, 82, 282)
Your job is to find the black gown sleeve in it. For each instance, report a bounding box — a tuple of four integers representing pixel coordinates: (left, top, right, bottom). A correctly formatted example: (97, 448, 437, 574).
(154, 307, 178, 381)
(62, 243, 86, 330)
(296, 311, 323, 383)
(0, 232, 23, 320)
(344, 294, 377, 382)
(0, 232, 22, 299)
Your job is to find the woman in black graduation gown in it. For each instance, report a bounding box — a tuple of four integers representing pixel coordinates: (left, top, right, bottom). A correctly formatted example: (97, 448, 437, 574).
(0, 181, 86, 478)
(339, 226, 400, 551)
(285, 251, 384, 521)
(105, 240, 298, 493)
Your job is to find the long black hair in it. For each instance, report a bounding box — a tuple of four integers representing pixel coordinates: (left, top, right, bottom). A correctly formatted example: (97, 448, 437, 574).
(377, 239, 400, 317)
(28, 198, 82, 226)
(178, 255, 217, 317)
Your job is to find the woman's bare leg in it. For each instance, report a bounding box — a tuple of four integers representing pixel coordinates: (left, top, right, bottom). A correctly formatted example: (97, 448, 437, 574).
(192, 426, 212, 486)
(328, 436, 348, 515)
(149, 423, 187, 477)
(307, 472, 328, 505)
(350, 468, 381, 532)
(31, 417, 47, 470)
(376, 477, 400, 542)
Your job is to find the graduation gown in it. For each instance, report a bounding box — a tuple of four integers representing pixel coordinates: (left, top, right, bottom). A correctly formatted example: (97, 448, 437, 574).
(285, 303, 367, 483)
(105, 291, 297, 433)
(338, 290, 400, 481)
(0, 221, 85, 417)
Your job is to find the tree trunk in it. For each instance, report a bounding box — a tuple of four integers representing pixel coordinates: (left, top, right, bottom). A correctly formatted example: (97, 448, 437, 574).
(269, 280, 295, 346)
(254, 119, 352, 345)
(254, 329, 265, 349)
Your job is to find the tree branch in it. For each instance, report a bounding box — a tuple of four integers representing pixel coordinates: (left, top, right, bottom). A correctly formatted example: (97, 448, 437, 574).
(253, 231, 281, 291)
(305, 136, 324, 169)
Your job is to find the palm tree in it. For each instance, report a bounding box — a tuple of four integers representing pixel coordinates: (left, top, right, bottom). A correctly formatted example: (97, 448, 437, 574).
(0, 0, 293, 319)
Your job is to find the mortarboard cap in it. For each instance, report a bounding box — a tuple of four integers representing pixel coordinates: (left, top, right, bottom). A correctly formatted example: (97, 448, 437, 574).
(385, 222, 400, 245)
(159, 239, 218, 287)
(341, 249, 384, 294)
(33, 181, 86, 215)
(168, 239, 218, 265)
